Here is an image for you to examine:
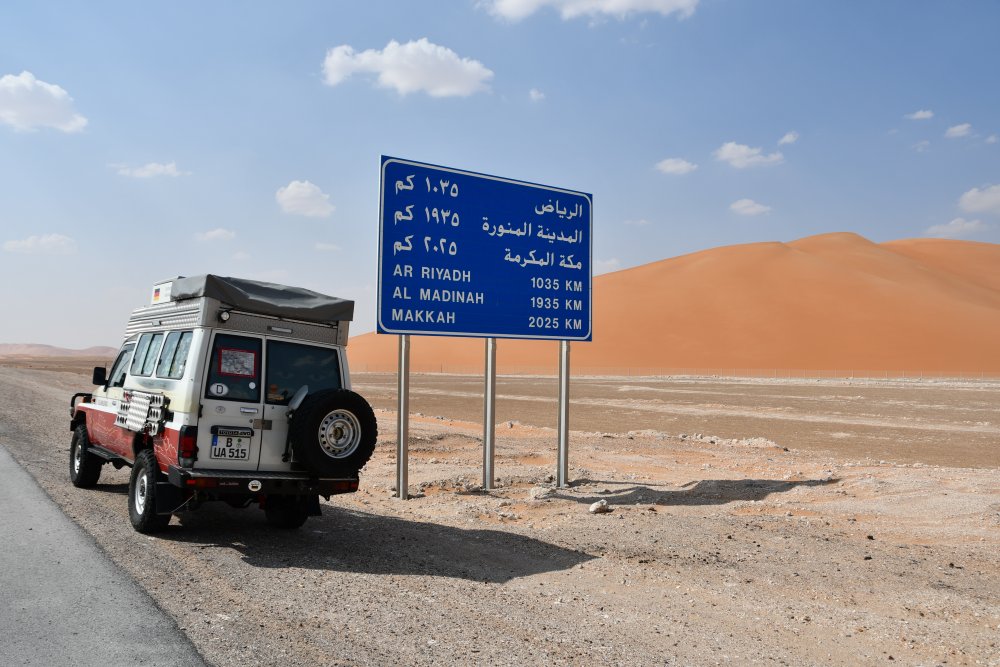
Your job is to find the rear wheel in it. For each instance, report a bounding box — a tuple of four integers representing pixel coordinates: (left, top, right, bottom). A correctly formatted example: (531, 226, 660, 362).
(128, 450, 170, 533)
(288, 389, 377, 477)
(69, 425, 102, 488)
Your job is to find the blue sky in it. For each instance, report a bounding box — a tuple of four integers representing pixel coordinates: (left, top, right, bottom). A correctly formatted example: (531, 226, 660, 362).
(2, 0, 998, 348)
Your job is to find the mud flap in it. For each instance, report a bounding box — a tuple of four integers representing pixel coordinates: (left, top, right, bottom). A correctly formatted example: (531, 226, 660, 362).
(304, 494, 322, 517)
(155, 481, 185, 515)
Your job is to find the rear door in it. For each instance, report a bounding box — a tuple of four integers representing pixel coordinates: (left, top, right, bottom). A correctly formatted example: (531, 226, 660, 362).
(257, 339, 345, 471)
(196, 332, 265, 470)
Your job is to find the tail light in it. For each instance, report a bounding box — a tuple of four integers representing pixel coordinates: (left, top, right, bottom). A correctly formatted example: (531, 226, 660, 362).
(178, 425, 198, 467)
(332, 479, 359, 492)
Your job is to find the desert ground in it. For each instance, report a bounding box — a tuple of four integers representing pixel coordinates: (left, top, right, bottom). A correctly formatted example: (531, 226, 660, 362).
(0, 357, 997, 666)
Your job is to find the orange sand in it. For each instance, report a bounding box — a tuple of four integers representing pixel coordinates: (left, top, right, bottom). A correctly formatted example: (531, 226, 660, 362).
(348, 233, 1000, 374)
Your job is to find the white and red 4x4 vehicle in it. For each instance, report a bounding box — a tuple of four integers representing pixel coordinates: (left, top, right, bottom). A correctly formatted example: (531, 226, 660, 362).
(69, 275, 377, 532)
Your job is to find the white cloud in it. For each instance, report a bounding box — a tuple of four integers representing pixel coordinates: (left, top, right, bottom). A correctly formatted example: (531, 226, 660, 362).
(655, 157, 697, 175)
(912, 140, 930, 153)
(987, 135, 998, 145)
(594, 257, 621, 274)
(196, 228, 236, 242)
(315, 242, 341, 252)
(116, 161, 190, 178)
(924, 218, 989, 239)
(2, 233, 77, 255)
(529, 88, 545, 102)
(623, 218, 650, 226)
(729, 198, 772, 216)
(485, 0, 699, 21)
(778, 131, 799, 145)
(323, 38, 493, 97)
(904, 109, 934, 120)
(958, 184, 1000, 215)
(714, 142, 784, 168)
(944, 123, 972, 139)
(276, 180, 335, 218)
(232, 251, 251, 261)
(0, 71, 87, 133)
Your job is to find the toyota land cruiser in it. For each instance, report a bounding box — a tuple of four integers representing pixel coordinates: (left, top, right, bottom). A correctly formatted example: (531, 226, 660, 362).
(69, 275, 377, 532)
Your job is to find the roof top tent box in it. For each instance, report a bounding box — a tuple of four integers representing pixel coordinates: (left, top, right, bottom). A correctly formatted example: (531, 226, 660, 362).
(125, 275, 355, 346)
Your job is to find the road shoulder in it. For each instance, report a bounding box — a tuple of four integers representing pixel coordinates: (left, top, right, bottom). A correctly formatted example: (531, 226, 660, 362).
(0, 444, 207, 667)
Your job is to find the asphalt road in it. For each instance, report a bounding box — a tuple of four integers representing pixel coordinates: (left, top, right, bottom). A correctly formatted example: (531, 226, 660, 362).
(0, 444, 207, 667)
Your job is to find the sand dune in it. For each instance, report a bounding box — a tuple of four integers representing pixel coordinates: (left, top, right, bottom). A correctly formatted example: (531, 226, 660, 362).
(881, 237, 1000, 293)
(0, 344, 117, 358)
(348, 232, 1000, 374)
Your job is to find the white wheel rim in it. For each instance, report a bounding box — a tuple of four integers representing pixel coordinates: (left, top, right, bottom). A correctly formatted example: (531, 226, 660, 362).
(135, 472, 148, 514)
(317, 410, 362, 459)
(73, 442, 82, 474)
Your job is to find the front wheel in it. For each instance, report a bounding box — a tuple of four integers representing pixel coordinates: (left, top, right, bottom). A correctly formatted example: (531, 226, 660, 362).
(69, 425, 102, 488)
(128, 450, 170, 533)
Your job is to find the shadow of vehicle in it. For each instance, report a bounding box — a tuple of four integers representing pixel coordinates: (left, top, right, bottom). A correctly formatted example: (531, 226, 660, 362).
(556, 477, 839, 507)
(160, 504, 594, 583)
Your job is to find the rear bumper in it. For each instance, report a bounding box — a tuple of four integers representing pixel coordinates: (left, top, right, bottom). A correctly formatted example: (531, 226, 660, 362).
(167, 466, 358, 497)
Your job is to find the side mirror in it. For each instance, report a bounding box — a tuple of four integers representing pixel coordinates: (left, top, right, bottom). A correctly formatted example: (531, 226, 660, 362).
(92, 366, 107, 386)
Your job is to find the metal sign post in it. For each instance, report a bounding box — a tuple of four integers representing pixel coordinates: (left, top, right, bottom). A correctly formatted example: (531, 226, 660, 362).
(396, 334, 410, 500)
(557, 340, 570, 488)
(483, 337, 497, 490)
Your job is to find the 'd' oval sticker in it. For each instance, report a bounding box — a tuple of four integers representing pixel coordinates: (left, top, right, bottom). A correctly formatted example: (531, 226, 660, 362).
(210, 383, 229, 396)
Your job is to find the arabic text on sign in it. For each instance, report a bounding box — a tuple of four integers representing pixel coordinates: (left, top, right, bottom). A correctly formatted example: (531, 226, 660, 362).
(426, 207, 459, 226)
(381, 156, 591, 340)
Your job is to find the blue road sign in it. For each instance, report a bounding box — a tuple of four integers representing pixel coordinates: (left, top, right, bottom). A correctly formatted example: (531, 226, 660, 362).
(378, 156, 592, 341)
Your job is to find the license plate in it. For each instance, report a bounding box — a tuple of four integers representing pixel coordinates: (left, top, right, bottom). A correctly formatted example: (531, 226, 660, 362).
(210, 434, 249, 460)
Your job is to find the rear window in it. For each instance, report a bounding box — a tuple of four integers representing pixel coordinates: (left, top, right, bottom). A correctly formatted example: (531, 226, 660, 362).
(156, 331, 193, 379)
(204, 333, 262, 402)
(265, 340, 342, 405)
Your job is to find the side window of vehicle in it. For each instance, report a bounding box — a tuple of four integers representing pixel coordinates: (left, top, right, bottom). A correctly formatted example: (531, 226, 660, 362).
(204, 333, 262, 402)
(130, 334, 153, 376)
(129, 332, 165, 377)
(156, 331, 193, 379)
(108, 344, 136, 388)
(142, 333, 164, 375)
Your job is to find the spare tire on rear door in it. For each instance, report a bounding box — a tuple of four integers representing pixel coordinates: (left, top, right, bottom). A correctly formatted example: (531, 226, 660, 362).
(288, 389, 377, 477)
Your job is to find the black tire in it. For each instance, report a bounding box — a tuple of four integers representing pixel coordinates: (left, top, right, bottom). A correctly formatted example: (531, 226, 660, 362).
(288, 389, 377, 477)
(264, 497, 309, 529)
(128, 450, 170, 533)
(69, 425, 102, 488)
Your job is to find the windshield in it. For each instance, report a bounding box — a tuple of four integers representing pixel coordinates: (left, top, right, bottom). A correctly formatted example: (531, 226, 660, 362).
(108, 343, 136, 387)
(265, 340, 342, 405)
